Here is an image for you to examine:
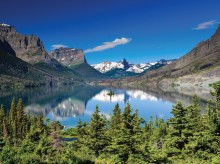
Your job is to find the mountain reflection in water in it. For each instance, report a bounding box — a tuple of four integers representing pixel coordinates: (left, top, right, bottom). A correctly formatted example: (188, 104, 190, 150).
(93, 90, 158, 103)
(0, 85, 210, 128)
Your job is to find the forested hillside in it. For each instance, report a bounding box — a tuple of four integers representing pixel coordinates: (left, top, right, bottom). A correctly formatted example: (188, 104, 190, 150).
(0, 82, 219, 163)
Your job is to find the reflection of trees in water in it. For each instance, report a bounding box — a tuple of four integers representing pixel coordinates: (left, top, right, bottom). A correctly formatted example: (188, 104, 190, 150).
(0, 85, 211, 119)
(0, 85, 104, 118)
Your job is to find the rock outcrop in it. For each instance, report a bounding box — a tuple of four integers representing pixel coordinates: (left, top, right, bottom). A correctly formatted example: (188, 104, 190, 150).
(49, 47, 107, 80)
(0, 23, 50, 64)
(0, 23, 84, 88)
(49, 47, 87, 66)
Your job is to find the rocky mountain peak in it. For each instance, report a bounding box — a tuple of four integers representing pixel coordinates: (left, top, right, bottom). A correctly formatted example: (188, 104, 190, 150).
(0, 23, 48, 64)
(49, 47, 86, 66)
(121, 58, 130, 70)
(217, 24, 220, 33)
(0, 23, 16, 33)
(210, 24, 220, 42)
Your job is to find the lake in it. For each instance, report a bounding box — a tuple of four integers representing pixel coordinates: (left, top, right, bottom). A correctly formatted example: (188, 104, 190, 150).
(0, 85, 210, 128)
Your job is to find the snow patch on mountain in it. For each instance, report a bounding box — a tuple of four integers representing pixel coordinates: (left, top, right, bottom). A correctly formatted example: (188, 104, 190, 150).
(92, 59, 176, 74)
(0, 23, 10, 27)
(92, 61, 124, 73)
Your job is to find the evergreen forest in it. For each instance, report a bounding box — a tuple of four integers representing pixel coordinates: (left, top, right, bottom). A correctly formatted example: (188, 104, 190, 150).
(0, 82, 220, 163)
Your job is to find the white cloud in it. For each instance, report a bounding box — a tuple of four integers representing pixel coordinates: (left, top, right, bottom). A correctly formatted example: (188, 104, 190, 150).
(84, 37, 132, 53)
(193, 20, 217, 30)
(51, 44, 68, 50)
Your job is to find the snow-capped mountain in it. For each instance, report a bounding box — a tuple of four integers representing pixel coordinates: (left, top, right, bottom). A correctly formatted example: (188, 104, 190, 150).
(92, 59, 176, 74)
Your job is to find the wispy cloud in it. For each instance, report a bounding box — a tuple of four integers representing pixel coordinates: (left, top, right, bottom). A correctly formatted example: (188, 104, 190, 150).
(193, 20, 218, 30)
(84, 37, 132, 53)
(51, 44, 68, 50)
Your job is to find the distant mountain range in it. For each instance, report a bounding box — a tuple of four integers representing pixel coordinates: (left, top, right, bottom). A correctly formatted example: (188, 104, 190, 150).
(1, 22, 220, 89)
(99, 24, 220, 89)
(92, 59, 176, 77)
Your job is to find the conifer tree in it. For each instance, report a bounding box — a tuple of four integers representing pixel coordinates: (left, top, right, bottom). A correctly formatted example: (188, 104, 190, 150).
(110, 103, 122, 130)
(2, 118, 8, 139)
(36, 115, 45, 133)
(143, 116, 154, 141)
(165, 102, 188, 157)
(0, 105, 4, 137)
(88, 106, 108, 156)
(107, 103, 133, 163)
(9, 98, 17, 124)
(128, 109, 147, 162)
(184, 95, 203, 156)
(185, 95, 201, 137)
(74, 119, 86, 150)
(207, 82, 220, 135)
(16, 99, 25, 139)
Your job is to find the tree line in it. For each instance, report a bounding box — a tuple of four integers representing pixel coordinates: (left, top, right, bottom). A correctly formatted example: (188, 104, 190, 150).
(0, 81, 220, 163)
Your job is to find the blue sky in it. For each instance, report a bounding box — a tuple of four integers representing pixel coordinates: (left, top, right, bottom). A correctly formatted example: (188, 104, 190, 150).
(0, 0, 220, 64)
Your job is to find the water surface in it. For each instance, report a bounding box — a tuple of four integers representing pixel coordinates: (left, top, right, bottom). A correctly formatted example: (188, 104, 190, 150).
(0, 85, 209, 128)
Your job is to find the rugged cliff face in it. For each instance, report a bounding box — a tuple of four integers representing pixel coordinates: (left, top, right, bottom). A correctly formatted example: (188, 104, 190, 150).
(49, 47, 108, 80)
(0, 23, 84, 88)
(49, 47, 87, 66)
(0, 23, 49, 64)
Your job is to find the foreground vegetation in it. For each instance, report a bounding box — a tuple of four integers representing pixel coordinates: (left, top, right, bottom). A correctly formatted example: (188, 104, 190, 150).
(0, 82, 220, 163)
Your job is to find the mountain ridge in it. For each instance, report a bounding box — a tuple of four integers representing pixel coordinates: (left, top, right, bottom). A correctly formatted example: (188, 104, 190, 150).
(49, 47, 108, 80)
(92, 58, 176, 78)
(0, 23, 85, 88)
(92, 59, 176, 73)
(97, 24, 220, 89)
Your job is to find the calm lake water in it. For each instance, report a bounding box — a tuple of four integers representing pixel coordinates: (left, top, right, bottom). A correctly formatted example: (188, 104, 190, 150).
(0, 85, 209, 128)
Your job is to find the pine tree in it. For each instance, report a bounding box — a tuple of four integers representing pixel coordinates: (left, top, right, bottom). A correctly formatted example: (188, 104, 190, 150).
(2, 118, 8, 139)
(128, 109, 147, 162)
(165, 102, 188, 158)
(9, 98, 17, 124)
(198, 81, 220, 159)
(207, 82, 220, 135)
(185, 95, 201, 136)
(110, 103, 122, 130)
(184, 95, 202, 155)
(9, 98, 18, 145)
(88, 106, 108, 157)
(107, 103, 133, 163)
(0, 105, 4, 137)
(74, 119, 86, 150)
(16, 99, 25, 139)
(105, 103, 122, 157)
(36, 115, 44, 133)
(143, 116, 154, 141)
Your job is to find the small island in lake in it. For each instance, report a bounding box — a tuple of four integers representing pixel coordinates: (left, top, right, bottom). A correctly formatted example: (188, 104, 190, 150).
(107, 89, 114, 96)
